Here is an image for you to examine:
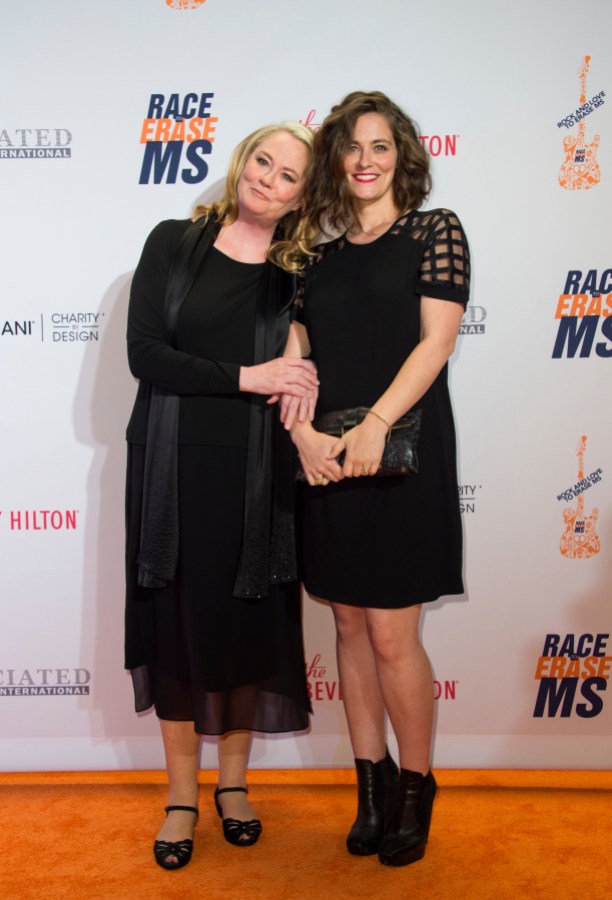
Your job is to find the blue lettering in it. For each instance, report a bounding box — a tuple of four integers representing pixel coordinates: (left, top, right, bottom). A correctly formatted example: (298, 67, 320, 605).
(180, 93, 198, 119)
(581, 270, 598, 294)
(533, 678, 577, 717)
(575, 678, 607, 718)
(198, 93, 214, 118)
(542, 634, 559, 656)
(164, 94, 181, 119)
(139, 141, 182, 184)
(595, 316, 612, 357)
(599, 269, 612, 293)
(563, 271, 582, 294)
(147, 94, 165, 118)
(552, 316, 598, 358)
(181, 140, 211, 184)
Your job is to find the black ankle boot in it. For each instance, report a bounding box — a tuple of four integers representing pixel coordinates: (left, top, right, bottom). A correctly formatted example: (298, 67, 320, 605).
(378, 768, 437, 867)
(346, 749, 399, 855)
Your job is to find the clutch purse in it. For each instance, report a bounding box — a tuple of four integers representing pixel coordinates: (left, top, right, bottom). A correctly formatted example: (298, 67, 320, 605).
(295, 406, 422, 481)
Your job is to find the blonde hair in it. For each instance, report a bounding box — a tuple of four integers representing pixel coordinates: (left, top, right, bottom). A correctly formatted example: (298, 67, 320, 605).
(193, 122, 317, 273)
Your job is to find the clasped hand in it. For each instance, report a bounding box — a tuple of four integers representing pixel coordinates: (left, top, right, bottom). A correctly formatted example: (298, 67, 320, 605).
(240, 357, 318, 398)
(295, 418, 387, 487)
(329, 418, 387, 479)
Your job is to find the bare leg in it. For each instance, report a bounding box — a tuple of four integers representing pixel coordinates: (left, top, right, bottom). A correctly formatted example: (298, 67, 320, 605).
(155, 719, 201, 863)
(366, 605, 433, 775)
(330, 600, 386, 762)
(216, 730, 258, 827)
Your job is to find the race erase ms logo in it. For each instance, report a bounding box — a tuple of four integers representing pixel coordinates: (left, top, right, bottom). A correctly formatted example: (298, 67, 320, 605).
(534, 633, 610, 718)
(552, 269, 612, 358)
(139, 93, 219, 185)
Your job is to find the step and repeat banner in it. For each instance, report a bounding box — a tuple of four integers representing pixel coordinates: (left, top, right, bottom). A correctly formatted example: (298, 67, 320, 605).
(1, 0, 610, 771)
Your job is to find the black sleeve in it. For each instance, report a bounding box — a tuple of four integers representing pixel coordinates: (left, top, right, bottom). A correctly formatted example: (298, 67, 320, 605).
(126, 220, 240, 395)
(415, 209, 471, 307)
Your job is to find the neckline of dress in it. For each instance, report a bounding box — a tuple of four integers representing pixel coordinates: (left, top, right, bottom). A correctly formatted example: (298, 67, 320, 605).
(343, 209, 415, 246)
(211, 244, 266, 267)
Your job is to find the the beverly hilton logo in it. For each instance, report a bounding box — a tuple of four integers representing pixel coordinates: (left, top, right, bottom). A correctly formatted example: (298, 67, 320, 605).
(306, 653, 458, 702)
(298, 109, 460, 156)
(166, 0, 206, 9)
(558, 56, 603, 190)
(558, 436, 601, 559)
(306, 654, 342, 702)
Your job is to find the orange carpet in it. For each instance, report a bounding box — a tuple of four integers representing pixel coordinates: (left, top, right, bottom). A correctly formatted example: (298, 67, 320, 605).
(2, 770, 611, 900)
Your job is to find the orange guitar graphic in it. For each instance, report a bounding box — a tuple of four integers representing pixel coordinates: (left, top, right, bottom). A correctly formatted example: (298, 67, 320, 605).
(558, 56, 601, 190)
(166, 0, 206, 9)
(559, 436, 600, 559)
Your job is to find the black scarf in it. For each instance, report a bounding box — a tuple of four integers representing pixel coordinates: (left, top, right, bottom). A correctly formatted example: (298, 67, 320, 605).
(136, 217, 298, 598)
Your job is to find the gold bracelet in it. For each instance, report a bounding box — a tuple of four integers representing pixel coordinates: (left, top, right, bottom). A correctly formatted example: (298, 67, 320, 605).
(367, 407, 391, 441)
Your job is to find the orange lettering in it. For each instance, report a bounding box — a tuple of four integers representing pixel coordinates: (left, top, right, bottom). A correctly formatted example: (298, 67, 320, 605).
(155, 119, 172, 141)
(555, 294, 572, 318)
(549, 657, 566, 677)
(565, 658, 581, 677)
(201, 116, 218, 140)
(603, 293, 612, 317)
(569, 294, 589, 316)
(535, 656, 551, 678)
(597, 656, 612, 678)
(187, 118, 203, 141)
(582, 656, 599, 677)
(169, 119, 186, 141)
(585, 294, 602, 315)
(140, 119, 156, 143)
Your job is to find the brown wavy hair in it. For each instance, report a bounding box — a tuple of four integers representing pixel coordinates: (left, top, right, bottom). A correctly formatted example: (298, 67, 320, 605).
(305, 91, 432, 236)
(193, 123, 317, 273)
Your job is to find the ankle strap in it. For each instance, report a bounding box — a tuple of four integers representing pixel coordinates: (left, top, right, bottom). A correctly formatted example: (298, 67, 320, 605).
(215, 786, 248, 796)
(165, 804, 199, 819)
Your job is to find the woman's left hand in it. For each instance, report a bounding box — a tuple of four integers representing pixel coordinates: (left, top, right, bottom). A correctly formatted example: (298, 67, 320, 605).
(329, 415, 388, 478)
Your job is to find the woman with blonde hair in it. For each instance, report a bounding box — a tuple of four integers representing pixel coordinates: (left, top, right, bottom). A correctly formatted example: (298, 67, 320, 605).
(125, 123, 317, 869)
(288, 91, 470, 867)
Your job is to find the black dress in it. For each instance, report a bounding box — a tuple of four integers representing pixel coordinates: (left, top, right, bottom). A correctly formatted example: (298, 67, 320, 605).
(125, 220, 311, 735)
(296, 209, 471, 608)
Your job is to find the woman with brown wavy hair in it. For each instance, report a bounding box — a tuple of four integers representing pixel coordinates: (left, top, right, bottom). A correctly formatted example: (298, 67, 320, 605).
(287, 92, 471, 867)
(125, 123, 317, 869)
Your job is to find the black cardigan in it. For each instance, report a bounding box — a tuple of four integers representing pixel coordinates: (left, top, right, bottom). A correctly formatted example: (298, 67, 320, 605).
(126, 215, 298, 598)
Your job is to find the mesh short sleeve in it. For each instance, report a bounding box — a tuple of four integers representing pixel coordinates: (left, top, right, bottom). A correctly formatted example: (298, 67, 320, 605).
(414, 209, 470, 306)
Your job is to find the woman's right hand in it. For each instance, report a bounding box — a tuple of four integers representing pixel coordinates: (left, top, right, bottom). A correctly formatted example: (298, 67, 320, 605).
(239, 358, 318, 397)
(277, 384, 318, 430)
(292, 422, 344, 486)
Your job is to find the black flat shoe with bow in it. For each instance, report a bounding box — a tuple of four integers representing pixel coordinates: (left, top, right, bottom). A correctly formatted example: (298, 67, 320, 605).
(153, 804, 199, 870)
(214, 786, 262, 847)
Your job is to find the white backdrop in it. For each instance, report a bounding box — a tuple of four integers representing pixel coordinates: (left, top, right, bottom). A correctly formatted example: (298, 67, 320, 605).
(1, 0, 610, 772)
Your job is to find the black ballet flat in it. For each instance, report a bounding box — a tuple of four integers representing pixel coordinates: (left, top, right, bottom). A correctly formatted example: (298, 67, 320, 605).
(214, 786, 262, 847)
(153, 804, 199, 870)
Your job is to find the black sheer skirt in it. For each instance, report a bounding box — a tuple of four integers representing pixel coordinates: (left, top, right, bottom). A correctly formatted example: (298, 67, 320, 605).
(125, 443, 311, 735)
